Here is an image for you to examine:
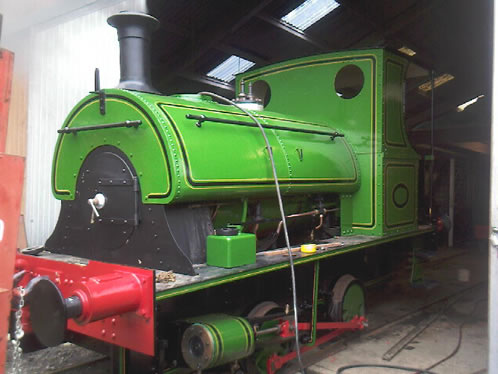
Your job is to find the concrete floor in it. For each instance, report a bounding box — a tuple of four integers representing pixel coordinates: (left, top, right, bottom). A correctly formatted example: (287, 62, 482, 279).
(305, 244, 489, 374)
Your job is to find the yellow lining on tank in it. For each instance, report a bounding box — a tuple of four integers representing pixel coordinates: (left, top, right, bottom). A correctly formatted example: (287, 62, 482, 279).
(54, 99, 170, 198)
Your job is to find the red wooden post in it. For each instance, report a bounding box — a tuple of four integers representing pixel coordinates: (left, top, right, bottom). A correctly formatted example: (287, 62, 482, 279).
(0, 47, 23, 374)
(0, 155, 24, 374)
(0, 48, 14, 153)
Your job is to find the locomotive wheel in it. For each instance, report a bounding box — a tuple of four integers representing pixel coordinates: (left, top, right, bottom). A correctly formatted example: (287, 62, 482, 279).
(242, 301, 286, 374)
(247, 301, 280, 318)
(328, 274, 365, 322)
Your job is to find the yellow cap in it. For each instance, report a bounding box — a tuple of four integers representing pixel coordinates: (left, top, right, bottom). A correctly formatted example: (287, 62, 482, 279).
(301, 244, 317, 253)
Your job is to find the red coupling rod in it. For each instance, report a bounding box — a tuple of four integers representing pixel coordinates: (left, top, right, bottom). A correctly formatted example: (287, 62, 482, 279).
(268, 316, 366, 374)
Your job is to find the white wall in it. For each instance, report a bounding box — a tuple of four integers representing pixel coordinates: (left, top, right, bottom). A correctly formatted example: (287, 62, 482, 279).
(6, 0, 144, 246)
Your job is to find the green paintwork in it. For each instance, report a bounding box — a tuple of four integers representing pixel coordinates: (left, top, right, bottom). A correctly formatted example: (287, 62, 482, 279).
(184, 314, 255, 369)
(237, 48, 420, 236)
(207, 232, 256, 268)
(52, 90, 359, 205)
(52, 94, 171, 202)
(385, 60, 406, 147)
(341, 283, 365, 322)
(52, 48, 420, 237)
(384, 163, 417, 228)
(156, 226, 433, 301)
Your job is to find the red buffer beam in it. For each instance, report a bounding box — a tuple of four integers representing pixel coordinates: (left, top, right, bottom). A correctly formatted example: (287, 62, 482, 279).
(15, 255, 156, 356)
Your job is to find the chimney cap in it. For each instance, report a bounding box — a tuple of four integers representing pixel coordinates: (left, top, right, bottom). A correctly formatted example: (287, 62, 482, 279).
(107, 11, 159, 34)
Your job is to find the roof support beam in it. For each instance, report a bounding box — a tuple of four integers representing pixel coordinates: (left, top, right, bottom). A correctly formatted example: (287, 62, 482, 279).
(159, 22, 270, 66)
(406, 97, 464, 129)
(409, 126, 490, 146)
(339, 0, 439, 70)
(218, 43, 270, 66)
(157, 0, 274, 88)
(177, 72, 235, 92)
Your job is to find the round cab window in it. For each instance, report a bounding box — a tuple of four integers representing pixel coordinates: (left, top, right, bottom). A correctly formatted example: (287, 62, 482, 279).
(252, 80, 271, 107)
(334, 65, 364, 99)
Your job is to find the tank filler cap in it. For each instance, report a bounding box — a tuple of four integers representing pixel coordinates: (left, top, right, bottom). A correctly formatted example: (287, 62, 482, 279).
(216, 227, 239, 236)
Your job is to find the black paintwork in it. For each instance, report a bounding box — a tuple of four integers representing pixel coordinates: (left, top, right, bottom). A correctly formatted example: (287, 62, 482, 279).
(57, 120, 141, 134)
(185, 113, 344, 138)
(45, 146, 213, 275)
(27, 278, 68, 347)
(107, 12, 160, 94)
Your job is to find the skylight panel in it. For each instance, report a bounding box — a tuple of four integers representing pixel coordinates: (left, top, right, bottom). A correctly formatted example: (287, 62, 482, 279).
(207, 56, 255, 83)
(418, 73, 455, 92)
(281, 0, 340, 31)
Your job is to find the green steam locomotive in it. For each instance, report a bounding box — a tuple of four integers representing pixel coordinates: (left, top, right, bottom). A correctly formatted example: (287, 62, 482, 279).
(14, 10, 431, 374)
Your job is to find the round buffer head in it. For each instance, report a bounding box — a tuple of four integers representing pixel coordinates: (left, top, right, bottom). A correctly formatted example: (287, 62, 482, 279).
(28, 278, 68, 347)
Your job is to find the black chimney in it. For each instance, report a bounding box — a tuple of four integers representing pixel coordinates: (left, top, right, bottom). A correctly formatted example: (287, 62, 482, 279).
(107, 11, 159, 94)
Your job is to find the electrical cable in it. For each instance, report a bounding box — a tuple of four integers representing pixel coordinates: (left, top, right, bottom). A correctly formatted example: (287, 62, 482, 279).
(424, 298, 487, 372)
(198, 91, 306, 374)
(336, 297, 487, 374)
(336, 364, 437, 373)
(429, 69, 434, 221)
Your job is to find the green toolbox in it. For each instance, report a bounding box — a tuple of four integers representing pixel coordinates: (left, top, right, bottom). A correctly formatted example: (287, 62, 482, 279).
(207, 228, 256, 268)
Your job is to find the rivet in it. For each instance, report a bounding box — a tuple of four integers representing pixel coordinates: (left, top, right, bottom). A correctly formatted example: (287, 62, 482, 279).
(101, 329, 106, 336)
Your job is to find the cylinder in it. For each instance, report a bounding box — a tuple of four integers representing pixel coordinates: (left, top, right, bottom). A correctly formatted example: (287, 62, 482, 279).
(181, 314, 255, 370)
